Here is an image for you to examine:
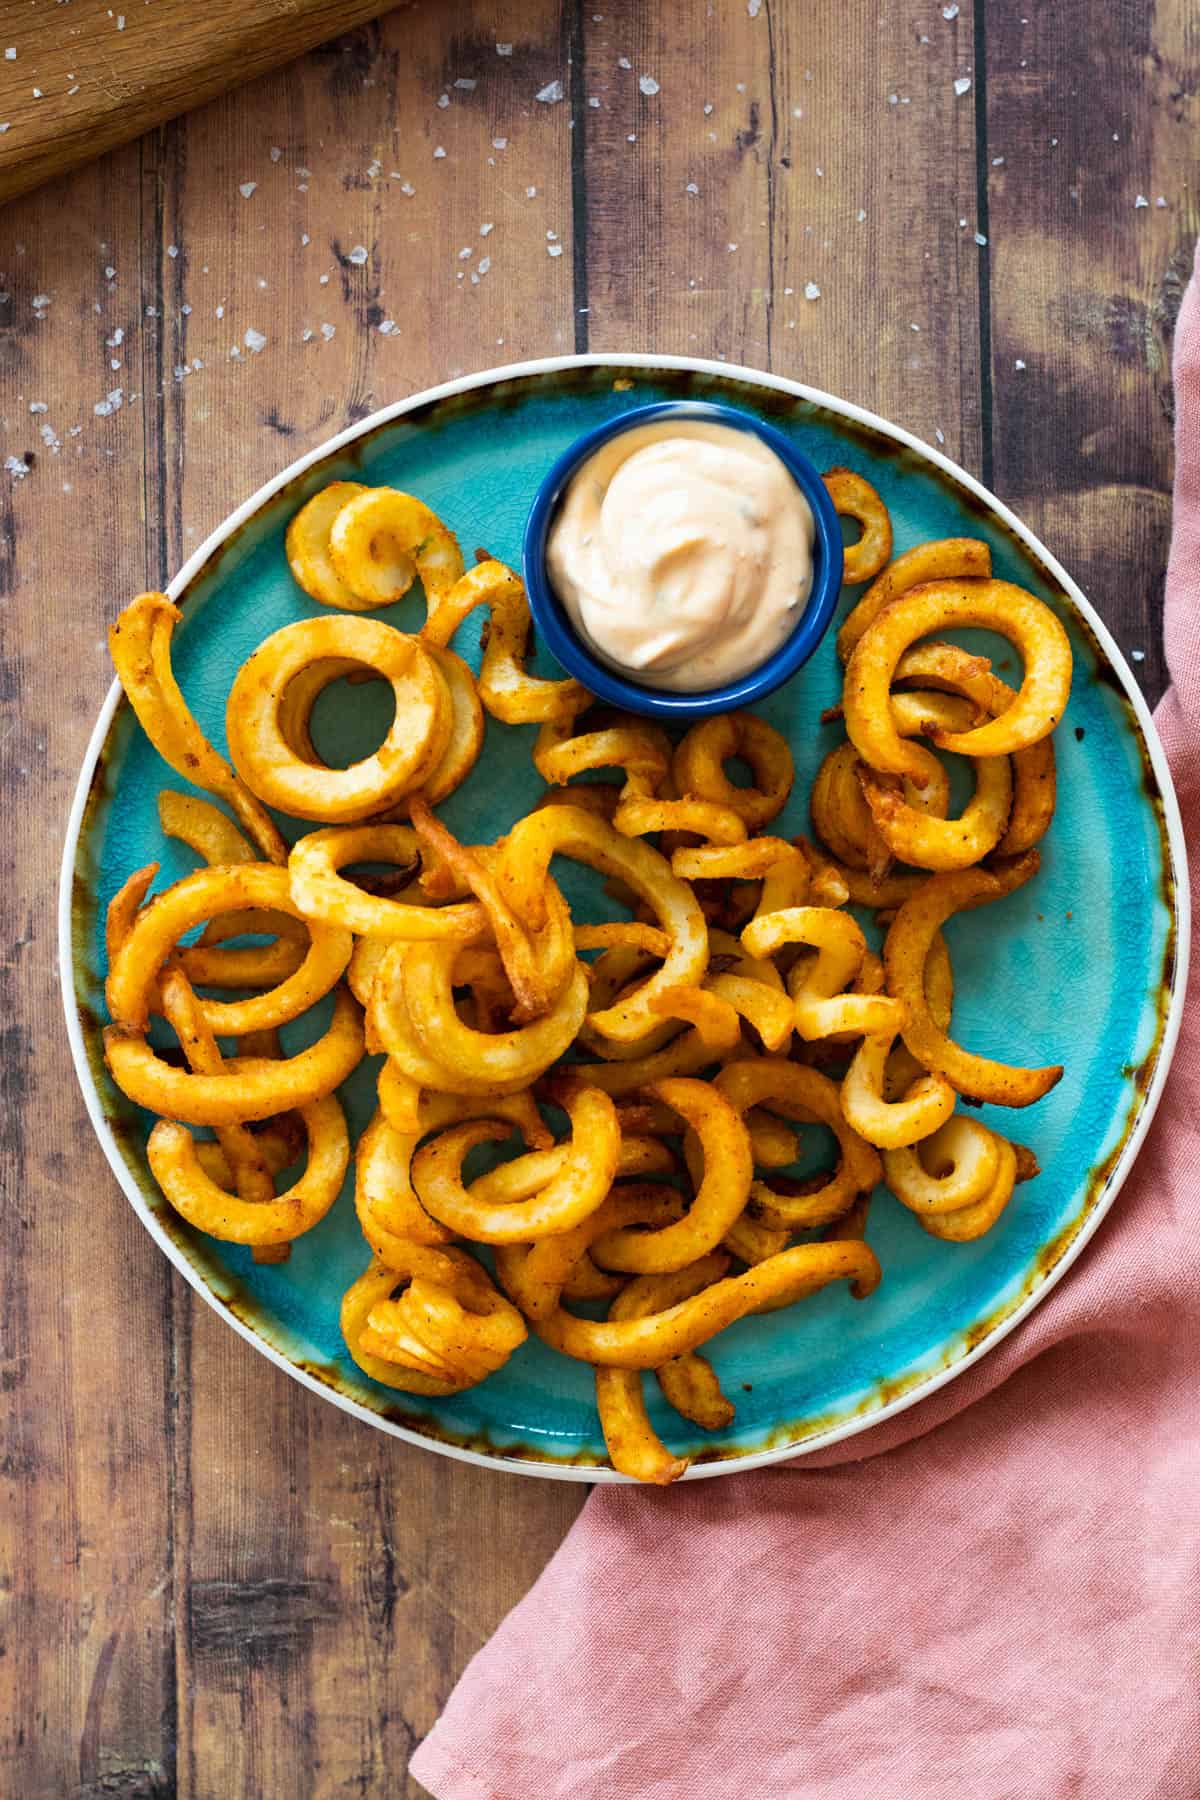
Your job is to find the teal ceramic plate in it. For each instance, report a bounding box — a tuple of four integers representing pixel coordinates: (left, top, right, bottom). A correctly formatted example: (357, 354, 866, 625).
(60, 356, 1188, 1482)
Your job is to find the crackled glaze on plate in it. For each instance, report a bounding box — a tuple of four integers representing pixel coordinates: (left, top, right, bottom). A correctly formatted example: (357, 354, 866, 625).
(60, 356, 1187, 1481)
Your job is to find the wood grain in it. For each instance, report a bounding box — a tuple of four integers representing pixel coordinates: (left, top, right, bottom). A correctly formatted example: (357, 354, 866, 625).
(0, 2, 1193, 1796)
(983, 0, 1199, 703)
(0, 0, 394, 206)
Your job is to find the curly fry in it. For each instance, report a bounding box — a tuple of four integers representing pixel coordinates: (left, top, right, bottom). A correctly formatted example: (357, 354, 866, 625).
(822, 467, 893, 584)
(672, 712, 794, 831)
(836, 536, 991, 660)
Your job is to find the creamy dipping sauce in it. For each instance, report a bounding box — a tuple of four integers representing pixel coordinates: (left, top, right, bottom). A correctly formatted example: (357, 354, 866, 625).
(545, 420, 815, 693)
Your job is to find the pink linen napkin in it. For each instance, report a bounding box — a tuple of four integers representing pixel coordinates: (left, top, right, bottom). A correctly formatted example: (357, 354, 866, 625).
(411, 245, 1200, 1800)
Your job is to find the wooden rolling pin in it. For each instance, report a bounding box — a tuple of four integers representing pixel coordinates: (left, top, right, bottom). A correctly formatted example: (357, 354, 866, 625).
(0, 0, 396, 206)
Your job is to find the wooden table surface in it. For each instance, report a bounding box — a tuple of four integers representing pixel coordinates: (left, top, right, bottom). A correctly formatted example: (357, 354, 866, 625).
(2, 3, 1194, 1795)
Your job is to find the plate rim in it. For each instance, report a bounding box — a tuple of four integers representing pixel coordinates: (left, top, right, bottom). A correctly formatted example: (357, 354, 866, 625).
(59, 351, 1191, 1484)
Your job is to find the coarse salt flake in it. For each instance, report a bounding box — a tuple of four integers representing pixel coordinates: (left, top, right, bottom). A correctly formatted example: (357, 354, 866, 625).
(943, 3, 959, 17)
(378, 319, 398, 335)
(497, 42, 513, 56)
(166, 244, 178, 258)
(974, 231, 988, 245)
(480, 222, 494, 236)
(1134, 194, 1148, 208)
(270, 146, 282, 162)
(748, 0, 762, 14)
(685, 181, 699, 195)
(618, 56, 632, 70)
(239, 182, 257, 198)
(536, 79, 564, 103)
(243, 328, 267, 353)
(491, 138, 506, 150)
(94, 388, 123, 416)
(1015, 359, 1026, 370)
(455, 78, 476, 91)
(29, 401, 47, 414)
(458, 246, 473, 259)
(478, 257, 491, 275)
(347, 245, 369, 264)
(321, 322, 335, 340)
(935, 429, 946, 444)
(437, 93, 450, 108)
(435, 145, 447, 158)
(804, 281, 820, 300)
(639, 75, 659, 95)
(5, 455, 30, 479)
(547, 243, 564, 257)
(954, 77, 971, 96)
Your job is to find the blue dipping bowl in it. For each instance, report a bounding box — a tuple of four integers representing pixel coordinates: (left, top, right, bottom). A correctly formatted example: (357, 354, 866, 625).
(522, 399, 844, 720)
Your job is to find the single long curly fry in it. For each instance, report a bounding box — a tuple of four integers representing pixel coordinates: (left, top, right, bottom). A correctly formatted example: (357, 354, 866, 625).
(109, 593, 286, 862)
(885, 1118, 1029, 1242)
(801, 835, 929, 911)
(672, 712, 794, 831)
(836, 536, 992, 660)
(883, 862, 1063, 1106)
(567, 980, 744, 1097)
(534, 710, 672, 812)
(713, 1057, 882, 1232)
(822, 467, 893, 584)
(157, 789, 258, 866)
(104, 985, 365, 1126)
(148, 1088, 348, 1247)
(421, 556, 590, 722)
(412, 1084, 620, 1243)
(325, 485, 465, 613)
(193, 1117, 304, 1187)
(159, 790, 311, 985)
(574, 921, 673, 957)
(596, 1260, 733, 1485)
(843, 578, 1073, 774)
(615, 791, 749, 844)
(810, 742, 894, 877)
(531, 1239, 880, 1368)
(590, 1077, 753, 1274)
(742, 906, 905, 1041)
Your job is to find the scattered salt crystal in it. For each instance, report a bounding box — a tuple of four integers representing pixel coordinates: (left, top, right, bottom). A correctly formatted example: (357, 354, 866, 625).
(639, 75, 659, 96)
(1156, 196, 1167, 207)
(1131, 649, 1146, 662)
(685, 182, 699, 195)
(347, 245, 369, 265)
(270, 146, 282, 162)
(992, 155, 1005, 166)
(319, 274, 329, 285)
(437, 93, 450, 108)
(296, 165, 312, 177)
(588, 97, 600, 108)
(239, 182, 257, 198)
(378, 320, 398, 335)
(243, 328, 267, 353)
(491, 138, 506, 150)
(935, 429, 946, 444)
(547, 243, 564, 257)
(400, 182, 415, 196)
(216, 305, 225, 319)
(526, 185, 537, 197)
(106, 327, 123, 347)
(29, 401, 47, 414)
(727, 242, 738, 252)
(455, 78, 477, 91)
(104, 265, 116, 279)
(1015, 359, 1026, 370)
(480, 222, 494, 236)
(705, 103, 714, 115)
(94, 388, 123, 416)
(804, 281, 820, 300)
(888, 94, 898, 105)
(958, 217, 968, 228)
(458, 246, 473, 259)
(67, 85, 79, 97)
(857, 209, 867, 222)
(182, 304, 191, 316)
(748, 0, 762, 14)
(3, 49, 13, 60)
(618, 56, 632, 70)
(974, 231, 987, 245)
(1134, 194, 1148, 208)
(366, 159, 381, 178)
(910, 323, 921, 332)
(953, 77, 971, 96)
(4, 456, 30, 480)
(302, 328, 314, 342)
(32, 293, 51, 310)
(117, 14, 124, 28)
(942, 3, 959, 16)
(111, 358, 121, 371)
(167, 244, 178, 258)
(321, 322, 335, 340)
(301, 232, 310, 246)
(478, 257, 491, 275)
(435, 146, 447, 158)
(0, 124, 10, 133)
(536, 79, 564, 103)
(497, 42, 513, 56)
(626, 133, 636, 142)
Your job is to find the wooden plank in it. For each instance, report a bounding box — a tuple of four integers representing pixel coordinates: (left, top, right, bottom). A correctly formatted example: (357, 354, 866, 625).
(579, 0, 986, 468)
(152, 11, 585, 1796)
(0, 144, 181, 1799)
(0, 0, 393, 206)
(984, 1, 1199, 704)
